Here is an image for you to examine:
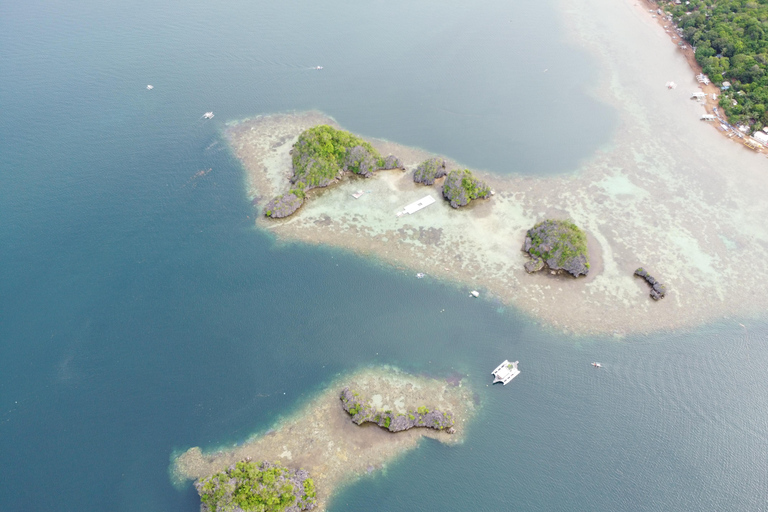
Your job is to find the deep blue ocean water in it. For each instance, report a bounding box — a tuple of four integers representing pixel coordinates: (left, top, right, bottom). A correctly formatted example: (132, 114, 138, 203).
(2, 1, 768, 511)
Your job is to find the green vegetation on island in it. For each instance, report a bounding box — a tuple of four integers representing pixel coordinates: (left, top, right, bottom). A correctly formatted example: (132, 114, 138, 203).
(196, 460, 316, 512)
(340, 387, 455, 433)
(660, 0, 768, 129)
(523, 219, 590, 277)
(441, 169, 491, 208)
(264, 125, 402, 218)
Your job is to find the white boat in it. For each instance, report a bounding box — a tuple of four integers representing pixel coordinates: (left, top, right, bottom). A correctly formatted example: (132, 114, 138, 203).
(470, 290, 479, 298)
(592, 362, 602, 368)
(492, 360, 520, 385)
(315, 66, 323, 70)
(203, 112, 214, 119)
(351, 190, 364, 199)
(146, 84, 154, 90)
(416, 273, 425, 279)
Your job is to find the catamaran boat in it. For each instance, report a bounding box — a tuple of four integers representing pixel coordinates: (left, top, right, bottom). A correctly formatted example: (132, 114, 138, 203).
(491, 360, 520, 385)
(592, 362, 602, 368)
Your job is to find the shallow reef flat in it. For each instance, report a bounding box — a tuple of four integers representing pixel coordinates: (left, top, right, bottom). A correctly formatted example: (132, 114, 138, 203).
(173, 367, 475, 511)
(226, 106, 768, 335)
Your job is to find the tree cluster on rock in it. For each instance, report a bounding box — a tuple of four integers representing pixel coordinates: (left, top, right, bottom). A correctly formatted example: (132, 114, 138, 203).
(264, 125, 402, 218)
(522, 219, 589, 277)
(441, 169, 491, 208)
(634, 267, 667, 300)
(339, 387, 455, 433)
(196, 460, 316, 512)
(412, 158, 447, 185)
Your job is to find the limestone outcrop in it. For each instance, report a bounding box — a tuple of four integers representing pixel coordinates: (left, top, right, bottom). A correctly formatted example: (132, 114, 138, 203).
(264, 193, 304, 218)
(523, 219, 589, 277)
(634, 267, 667, 300)
(339, 387, 455, 433)
(441, 169, 490, 208)
(413, 158, 447, 185)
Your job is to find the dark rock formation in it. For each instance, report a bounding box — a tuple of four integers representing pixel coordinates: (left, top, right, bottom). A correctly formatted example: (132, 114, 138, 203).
(441, 169, 491, 208)
(634, 267, 667, 300)
(264, 192, 304, 218)
(413, 158, 447, 185)
(523, 219, 589, 277)
(195, 460, 316, 512)
(340, 387, 455, 433)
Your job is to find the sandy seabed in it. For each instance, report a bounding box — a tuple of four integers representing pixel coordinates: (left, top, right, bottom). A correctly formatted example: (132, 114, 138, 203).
(173, 367, 475, 511)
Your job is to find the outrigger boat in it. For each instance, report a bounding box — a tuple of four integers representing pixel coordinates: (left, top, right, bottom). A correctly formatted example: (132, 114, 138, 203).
(491, 360, 520, 385)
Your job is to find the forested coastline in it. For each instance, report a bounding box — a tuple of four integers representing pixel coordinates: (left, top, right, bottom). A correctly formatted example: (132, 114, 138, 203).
(659, 0, 768, 130)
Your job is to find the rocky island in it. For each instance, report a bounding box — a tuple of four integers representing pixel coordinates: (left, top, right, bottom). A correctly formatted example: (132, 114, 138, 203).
(173, 366, 475, 511)
(412, 158, 447, 185)
(634, 267, 667, 300)
(441, 169, 491, 208)
(340, 387, 455, 433)
(523, 220, 590, 277)
(264, 125, 402, 218)
(196, 460, 316, 512)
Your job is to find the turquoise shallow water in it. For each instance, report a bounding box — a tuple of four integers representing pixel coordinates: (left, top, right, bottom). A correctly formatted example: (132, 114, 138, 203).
(1, 0, 767, 511)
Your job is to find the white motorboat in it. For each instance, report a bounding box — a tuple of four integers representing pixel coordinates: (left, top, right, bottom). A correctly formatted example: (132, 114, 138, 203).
(203, 112, 214, 119)
(146, 84, 154, 90)
(491, 360, 520, 385)
(592, 362, 602, 368)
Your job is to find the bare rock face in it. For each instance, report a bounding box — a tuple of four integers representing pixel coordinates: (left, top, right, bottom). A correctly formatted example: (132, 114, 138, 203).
(413, 158, 447, 185)
(264, 192, 304, 218)
(522, 219, 589, 277)
(339, 387, 455, 433)
(634, 267, 667, 300)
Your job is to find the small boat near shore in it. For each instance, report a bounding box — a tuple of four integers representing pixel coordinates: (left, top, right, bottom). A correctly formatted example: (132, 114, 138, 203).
(492, 360, 520, 385)
(203, 112, 214, 119)
(592, 362, 602, 368)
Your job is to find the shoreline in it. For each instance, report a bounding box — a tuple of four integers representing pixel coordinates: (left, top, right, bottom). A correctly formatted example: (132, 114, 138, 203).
(636, 0, 767, 155)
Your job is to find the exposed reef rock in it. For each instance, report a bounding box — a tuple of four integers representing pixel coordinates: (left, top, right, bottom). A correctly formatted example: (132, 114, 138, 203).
(523, 219, 589, 277)
(634, 267, 667, 300)
(264, 192, 304, 218)
(340, 387, 455, 433)
(441, 169, 491, 208)
(413, 158, 447, 185)
(264, 125, 402, 218)
(195, 460, 316, 512)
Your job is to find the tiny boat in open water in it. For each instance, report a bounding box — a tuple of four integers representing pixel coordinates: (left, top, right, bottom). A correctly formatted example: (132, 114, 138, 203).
(146, 84, 154, 90)
(203, 112, 214, 119)
(592, 362, 602, 368)
(491, 360, 520, 385)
